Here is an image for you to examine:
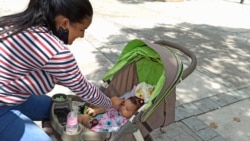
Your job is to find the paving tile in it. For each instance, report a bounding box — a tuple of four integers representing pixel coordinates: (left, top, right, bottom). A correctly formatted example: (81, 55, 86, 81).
(209, 95, 230, 107)
(192, 98, 220, 113)
(208, 136, 227, 141)
(196, 127, 219, 141)
(175, 105, 194, 121)
(182, 117, 207, 132)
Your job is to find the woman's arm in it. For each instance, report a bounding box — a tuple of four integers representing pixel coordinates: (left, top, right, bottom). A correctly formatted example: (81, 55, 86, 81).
(43, 49, 112, 108)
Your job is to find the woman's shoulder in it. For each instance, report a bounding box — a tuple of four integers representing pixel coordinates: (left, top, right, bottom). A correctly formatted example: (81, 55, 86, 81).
(27, 26, 59, 41)
(26, 26, 68, 51)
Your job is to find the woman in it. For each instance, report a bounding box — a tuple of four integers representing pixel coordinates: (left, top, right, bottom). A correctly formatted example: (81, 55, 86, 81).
(0, 0, 122, 140)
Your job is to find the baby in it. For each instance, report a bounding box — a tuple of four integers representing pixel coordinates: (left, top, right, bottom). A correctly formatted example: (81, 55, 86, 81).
(78, 96, 144, 132)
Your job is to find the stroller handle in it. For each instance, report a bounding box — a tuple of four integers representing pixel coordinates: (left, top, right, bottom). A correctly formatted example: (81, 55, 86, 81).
(154, 40, 197, 80)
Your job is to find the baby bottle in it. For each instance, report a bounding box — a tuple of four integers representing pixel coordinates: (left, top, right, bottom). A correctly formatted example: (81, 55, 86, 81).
(66, 111, 78, 134)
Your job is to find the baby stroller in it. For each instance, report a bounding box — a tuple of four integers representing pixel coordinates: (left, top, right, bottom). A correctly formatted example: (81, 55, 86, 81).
(49, 39, 197, 141)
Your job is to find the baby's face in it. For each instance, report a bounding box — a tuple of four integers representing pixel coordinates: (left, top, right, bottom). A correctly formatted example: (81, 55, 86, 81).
(119, 99, 137, 118)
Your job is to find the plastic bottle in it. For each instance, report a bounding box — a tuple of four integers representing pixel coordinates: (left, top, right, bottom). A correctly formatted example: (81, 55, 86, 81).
(66, 111, 78, 134)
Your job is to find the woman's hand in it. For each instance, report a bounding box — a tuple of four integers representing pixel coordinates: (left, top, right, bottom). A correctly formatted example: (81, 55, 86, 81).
(111, 96, 123, 109)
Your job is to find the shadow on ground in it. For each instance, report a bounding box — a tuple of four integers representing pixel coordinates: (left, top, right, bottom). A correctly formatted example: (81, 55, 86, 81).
(92, 22, 250, 95)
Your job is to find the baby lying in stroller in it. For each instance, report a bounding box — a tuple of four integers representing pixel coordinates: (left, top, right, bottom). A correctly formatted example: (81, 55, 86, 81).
(78, 82, 154, 132)
(78, 96, 144, 132)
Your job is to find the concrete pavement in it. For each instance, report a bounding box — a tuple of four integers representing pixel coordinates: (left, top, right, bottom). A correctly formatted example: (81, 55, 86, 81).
(1, 0, 250, 141)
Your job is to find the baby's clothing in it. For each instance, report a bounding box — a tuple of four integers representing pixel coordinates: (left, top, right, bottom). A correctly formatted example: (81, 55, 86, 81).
(90, 108, 128, 132)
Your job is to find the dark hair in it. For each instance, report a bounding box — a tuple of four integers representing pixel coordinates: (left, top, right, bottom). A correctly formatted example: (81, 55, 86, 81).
(0, 0, 93, 39)
(128, 96, 144, 110)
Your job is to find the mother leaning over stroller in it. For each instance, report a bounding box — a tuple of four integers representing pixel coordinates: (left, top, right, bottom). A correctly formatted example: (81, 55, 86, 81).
(0, 0, 122, 140)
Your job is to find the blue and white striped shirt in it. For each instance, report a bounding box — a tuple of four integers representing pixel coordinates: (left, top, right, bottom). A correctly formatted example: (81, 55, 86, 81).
(0, 26, 111, 108)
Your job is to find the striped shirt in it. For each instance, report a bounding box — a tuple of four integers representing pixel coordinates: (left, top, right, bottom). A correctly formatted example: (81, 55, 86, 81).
(0, 26, 111, 108)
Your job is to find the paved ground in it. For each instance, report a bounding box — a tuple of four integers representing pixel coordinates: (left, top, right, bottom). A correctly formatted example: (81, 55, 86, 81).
(1, 0, 250, 141)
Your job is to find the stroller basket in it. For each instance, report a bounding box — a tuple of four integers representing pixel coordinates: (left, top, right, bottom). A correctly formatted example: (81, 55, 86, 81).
(49, 39, 197, 141)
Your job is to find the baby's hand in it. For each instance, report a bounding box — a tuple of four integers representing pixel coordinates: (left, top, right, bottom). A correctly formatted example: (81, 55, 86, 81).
(78, 114, 91, 126)
(86, 107, 97, 116)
